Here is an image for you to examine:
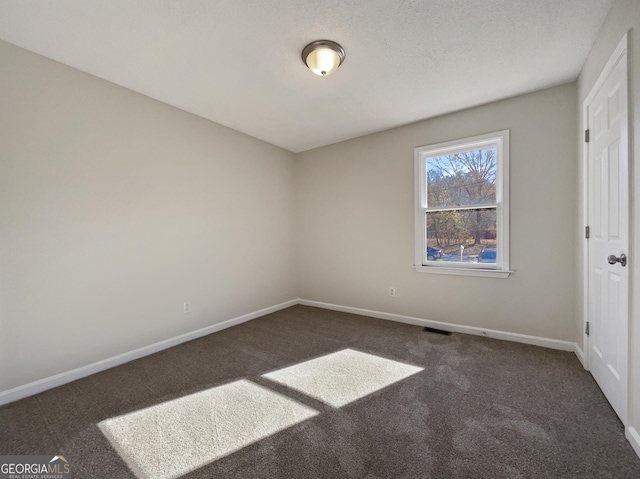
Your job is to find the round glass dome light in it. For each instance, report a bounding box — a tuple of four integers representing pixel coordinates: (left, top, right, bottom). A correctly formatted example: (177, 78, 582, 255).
(302, 40, 345, 76)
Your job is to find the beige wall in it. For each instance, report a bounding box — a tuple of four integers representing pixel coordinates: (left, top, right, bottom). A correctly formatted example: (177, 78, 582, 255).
(577, 0, 640, 452)
(296, 83, 577, 340)
(0, 41, 297, 392)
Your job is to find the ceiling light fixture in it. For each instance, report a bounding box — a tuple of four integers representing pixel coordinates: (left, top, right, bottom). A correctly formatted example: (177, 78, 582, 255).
(302, 40, 345, 77)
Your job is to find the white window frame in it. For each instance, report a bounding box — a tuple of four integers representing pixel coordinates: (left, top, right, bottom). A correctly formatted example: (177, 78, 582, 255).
(414, 130, 512, 278)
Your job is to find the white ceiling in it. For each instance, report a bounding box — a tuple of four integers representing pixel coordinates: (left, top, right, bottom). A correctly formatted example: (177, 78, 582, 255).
(0, 1, 614, 153)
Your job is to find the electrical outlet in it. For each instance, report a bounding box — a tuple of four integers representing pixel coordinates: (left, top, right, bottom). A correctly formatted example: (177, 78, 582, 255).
(388, 287, 396, 297)
(183, 302, 191, 313)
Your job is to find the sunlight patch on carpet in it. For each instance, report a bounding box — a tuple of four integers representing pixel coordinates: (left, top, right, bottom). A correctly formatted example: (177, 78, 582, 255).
(262, 349, 423, 407)
(98, 379, 318, 479)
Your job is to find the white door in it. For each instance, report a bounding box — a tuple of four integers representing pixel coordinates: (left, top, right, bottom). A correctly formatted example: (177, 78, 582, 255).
(586, 36, 629, 424)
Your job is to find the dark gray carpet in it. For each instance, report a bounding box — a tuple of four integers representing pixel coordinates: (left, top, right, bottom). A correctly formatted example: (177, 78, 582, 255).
(1, 305, 639, 478)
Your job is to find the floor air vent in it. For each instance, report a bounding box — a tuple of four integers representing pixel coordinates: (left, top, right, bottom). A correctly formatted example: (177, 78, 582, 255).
(422, 326, 452, 336)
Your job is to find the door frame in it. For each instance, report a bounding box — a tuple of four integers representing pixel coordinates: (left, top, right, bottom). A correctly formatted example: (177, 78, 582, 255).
(581, 32, 630, 422)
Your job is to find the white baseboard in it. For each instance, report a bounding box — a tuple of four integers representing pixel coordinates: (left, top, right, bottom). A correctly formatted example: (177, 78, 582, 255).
(0, 298, 582, 406)
(574, 342, 586, 367)
(627, 427, 640, 459)
(0, 299, 297, 407)
(298, 299, 575, 352)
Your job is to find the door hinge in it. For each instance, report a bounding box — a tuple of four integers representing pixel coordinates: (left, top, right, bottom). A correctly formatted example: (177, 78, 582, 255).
(585, 129, 590, 142)
(585, 322, 590, 336)
(585, 226, 590, 239)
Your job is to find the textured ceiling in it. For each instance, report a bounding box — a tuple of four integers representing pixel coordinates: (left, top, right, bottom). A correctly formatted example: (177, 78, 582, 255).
(0, 1, 614, 152)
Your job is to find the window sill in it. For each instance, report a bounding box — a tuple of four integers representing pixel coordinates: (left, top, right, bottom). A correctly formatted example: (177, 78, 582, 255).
(413, 265, 513, 279)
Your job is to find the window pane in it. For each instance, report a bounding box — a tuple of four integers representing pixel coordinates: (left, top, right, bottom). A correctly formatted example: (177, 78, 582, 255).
(426, 147, 497, 207)
(425, 208, 497, 264)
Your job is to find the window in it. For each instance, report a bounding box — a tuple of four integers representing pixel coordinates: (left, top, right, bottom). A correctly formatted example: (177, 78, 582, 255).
(414, 130, 511, 278)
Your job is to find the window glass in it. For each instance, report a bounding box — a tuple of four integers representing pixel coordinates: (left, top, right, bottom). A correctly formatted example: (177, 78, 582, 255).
(426, 147, 497, 207)
(425, 208, 496, 263)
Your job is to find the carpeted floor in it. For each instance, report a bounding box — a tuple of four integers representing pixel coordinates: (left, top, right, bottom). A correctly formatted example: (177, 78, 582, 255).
(1, 305, 640, 478)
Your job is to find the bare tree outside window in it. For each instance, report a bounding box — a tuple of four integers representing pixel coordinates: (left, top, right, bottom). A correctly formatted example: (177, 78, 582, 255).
(425, 147, 497, 262)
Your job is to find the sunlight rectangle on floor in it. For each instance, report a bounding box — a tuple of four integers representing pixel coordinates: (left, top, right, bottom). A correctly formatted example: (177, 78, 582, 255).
(98, 379, 318, 479)
(262, 349, 423, 407)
